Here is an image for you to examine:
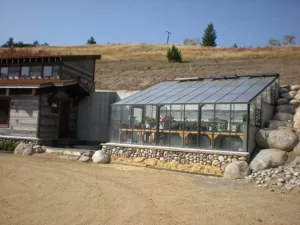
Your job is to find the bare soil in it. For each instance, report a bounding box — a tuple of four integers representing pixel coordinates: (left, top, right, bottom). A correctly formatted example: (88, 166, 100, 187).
(1, 154, 300, 225)
(95, 57, 300, 90)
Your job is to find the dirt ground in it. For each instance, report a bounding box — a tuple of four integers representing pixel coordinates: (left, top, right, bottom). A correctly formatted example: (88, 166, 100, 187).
(1, 154, 300, 225)
(95, 57, 300, 90)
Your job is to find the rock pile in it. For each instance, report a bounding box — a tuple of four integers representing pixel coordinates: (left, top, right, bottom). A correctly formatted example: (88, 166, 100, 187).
(245, 164, 300, 191)
(14, 142, 45, 155)
(242, 84, 300, 190)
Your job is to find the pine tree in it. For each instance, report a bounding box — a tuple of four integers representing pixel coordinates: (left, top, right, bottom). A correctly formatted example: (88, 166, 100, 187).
(87, 36, 96, 44)
(201, 23, 217, 47)
(166, 45, 182, 63)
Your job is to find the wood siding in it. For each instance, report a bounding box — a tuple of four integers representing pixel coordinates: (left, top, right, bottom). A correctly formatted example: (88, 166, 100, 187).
(38, 93, 60, 139)
(0, 95, 39, 137)
(38, 92, 77, 139)
(61, 60, 95, 93)
(68, 103, 77, 139)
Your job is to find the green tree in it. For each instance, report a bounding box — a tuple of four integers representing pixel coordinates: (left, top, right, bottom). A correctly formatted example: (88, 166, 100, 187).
(33, 40, 40, 46)
(201, 23, 217, 47)
(1, 37, 14, 47)
(233, 43, 238, 48)
(87, 36, 96, 44)
(166, 45, 182, 63)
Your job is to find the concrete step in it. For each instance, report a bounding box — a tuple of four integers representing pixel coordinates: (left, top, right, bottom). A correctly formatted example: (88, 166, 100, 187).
(44, 147, 98, 156)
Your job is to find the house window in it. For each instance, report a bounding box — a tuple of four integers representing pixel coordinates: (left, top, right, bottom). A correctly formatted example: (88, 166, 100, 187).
(21, 66, 30, 76)
(43, 66, 53, 77)
(30, 66, 42, 78)
(8, 66, 20, 78)
(0, 67, 8, 76)
(0, 98, 10, 127)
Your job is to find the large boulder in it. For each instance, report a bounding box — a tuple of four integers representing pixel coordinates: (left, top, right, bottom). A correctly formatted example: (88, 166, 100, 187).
(285, 156, 300, 167)
(92, 150, 110, 164)
(277, 98, 289, 105)
(256, 129, 274, 149)
(267, 129, 298, 152)
(291, 85, 300, 92)
(83, 150, 95, 157)
(294, 94, 300, 101)
(14, 142, 30, 155)
(273, 113, 294, 122)
(268, 120, 290, 129)
(79, 155, 90, 162)
(293, 109, 300, 138)
(250, 149, 288, 171)
(285, 143, 300, 164)
(279, 87, 289, 94)
(224, 161, 249, 179)
(292, 142, 300, 156)
(33, 145, 45, 153)
(281, 91, 297, 100)
(22, 146, 34, 156)
(290, 99, 300, 107)
(276, 105, 295, 115)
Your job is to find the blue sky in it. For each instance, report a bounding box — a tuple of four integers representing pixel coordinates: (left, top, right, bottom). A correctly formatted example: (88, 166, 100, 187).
(0, 0, 299, 47)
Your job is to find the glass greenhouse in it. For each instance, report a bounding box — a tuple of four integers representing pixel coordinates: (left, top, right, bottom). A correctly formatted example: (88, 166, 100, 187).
(110, 73, 279, 152)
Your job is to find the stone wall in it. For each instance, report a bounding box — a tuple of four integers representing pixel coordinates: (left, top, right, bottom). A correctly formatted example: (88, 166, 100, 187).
(0, 138, 39, 151)
(103, 144, 248, 174)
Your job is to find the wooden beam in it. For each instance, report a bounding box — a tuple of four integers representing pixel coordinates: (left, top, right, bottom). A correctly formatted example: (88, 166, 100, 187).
(5, 89, 10, 96)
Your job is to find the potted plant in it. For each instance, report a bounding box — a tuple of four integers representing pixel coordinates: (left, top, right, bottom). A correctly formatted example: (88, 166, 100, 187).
(161, 115, 174, 129)
(145, 117, 156, 129)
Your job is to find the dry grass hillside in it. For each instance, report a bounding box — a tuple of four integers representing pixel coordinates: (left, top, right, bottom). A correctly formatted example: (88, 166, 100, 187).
(1, 44, 300, 90)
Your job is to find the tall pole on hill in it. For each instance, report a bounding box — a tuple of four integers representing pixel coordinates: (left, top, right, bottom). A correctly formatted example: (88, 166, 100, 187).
(166, 31, 171, 44)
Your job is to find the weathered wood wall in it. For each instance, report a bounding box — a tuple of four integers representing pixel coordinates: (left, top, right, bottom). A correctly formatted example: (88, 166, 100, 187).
(38, 92, 77, 139)
(61, 59, 95, 93)
(38, 93, 60, 139)
(68, 103, 77, 139)
(0, 95, 39, 137)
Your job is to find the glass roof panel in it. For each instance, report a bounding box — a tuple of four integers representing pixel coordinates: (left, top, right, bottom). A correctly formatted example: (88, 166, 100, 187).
(232, 77, 276, 103)
(187, 80, 233, 103)
(163, 79, 212, 104)
(201, 78, 247, 103)
(172, 80, 219, 104)
(115, 81, 176, 105)
(134, 81, 183, 104)
(217, 77, 261, 103)
(153, 81, 203, 104)
(114, 74, 278, 106)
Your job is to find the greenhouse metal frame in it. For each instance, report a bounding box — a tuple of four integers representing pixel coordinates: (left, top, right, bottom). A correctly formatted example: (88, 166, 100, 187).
(110, 73, 279, 152)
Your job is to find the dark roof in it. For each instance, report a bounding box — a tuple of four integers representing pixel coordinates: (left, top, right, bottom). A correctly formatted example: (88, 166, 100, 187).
(114, 73, 279, 105)
(0, 79, 77, 88)
(0, 55, 101, 65)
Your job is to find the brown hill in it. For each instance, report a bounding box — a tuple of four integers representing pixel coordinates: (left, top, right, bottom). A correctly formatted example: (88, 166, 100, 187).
(1, 44, 300, 90)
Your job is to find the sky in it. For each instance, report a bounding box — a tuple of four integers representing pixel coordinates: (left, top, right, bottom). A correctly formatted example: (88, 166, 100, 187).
(0, 0, 299, 47)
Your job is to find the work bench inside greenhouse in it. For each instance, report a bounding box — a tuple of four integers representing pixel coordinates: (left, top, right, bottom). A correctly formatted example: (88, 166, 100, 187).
(110, 73, 279, 153)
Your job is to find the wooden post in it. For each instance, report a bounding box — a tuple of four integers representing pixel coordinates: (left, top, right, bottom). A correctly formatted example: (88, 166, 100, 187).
(5, 89, 9, 96)
(32, 89, 36, 96)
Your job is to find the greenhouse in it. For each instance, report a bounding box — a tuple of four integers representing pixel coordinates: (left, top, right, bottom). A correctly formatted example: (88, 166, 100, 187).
(110, 73, 279, 153)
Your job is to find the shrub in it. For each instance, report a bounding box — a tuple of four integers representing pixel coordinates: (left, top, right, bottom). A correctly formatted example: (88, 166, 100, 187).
(0, 140, 16, 151)
(166, 45, 182, 63)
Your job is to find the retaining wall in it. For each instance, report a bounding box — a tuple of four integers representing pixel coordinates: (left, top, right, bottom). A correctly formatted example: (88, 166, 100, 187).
(103, 143, 249, 174)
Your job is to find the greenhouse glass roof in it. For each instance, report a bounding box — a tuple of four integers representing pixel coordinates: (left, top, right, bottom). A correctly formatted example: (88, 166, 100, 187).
(114, 73, 279, 105)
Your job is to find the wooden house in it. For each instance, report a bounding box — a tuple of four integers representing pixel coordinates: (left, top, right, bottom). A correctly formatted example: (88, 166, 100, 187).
(0, 54, 101, 142)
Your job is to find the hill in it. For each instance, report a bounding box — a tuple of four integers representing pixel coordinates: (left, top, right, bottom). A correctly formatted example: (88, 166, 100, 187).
(1, 44, 300, 90)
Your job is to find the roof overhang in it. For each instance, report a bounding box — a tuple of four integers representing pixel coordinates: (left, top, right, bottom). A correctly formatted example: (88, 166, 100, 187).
(0, 54, 101, 65)
(0, 80, 78, 89)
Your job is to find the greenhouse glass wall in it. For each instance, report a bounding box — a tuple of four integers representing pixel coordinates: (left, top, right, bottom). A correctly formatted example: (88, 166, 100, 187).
(110, 74, 279, 152)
